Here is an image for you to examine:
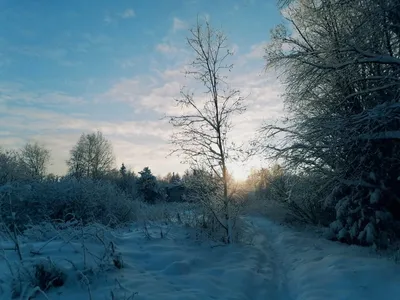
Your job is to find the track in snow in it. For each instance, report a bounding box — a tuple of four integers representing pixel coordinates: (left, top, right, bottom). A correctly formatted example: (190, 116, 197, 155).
(241, 218, 294, 300)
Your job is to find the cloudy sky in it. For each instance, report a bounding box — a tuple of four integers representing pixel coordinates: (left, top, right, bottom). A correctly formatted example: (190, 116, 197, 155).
(0, 0, 285, 180)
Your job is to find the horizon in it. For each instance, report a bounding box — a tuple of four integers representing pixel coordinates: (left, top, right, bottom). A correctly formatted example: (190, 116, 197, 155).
(0, 0, 285, 181)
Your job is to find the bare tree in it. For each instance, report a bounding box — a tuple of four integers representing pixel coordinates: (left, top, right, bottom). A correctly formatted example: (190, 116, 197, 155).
(0, 148, 30, 184)
(167, 20, 246, 243)
(20, 142, 51, 180)
(67, 131, 115, 179)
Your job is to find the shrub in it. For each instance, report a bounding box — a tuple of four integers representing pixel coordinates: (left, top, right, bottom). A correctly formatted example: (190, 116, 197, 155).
(182, 170, 243, 243)
(0, 178, 139, 231)
(256, 172, 335, 226)
(11, 258, 66, 299)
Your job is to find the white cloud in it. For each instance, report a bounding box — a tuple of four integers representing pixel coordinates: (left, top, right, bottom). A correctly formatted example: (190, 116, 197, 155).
(121, 9, 135, 19)
(172, 17, 188, 32)
(158, 67, 186, 81)
(229, 70, 284, 139)
(98, 47, 284, 176)
(2, 41, 285, 179)
(104, 42, 285, 132)
(245, 42, 268, 60)
(155, 43, 179, 54)
(111, 139, 183, 176)
(140, 81, 183, 114)
(1, 103, 178, 175)
(0, 83, 86, 106)
(100, 78, 148, 110)
(101, 74, 183, 115)
(103, 8, 135, 25)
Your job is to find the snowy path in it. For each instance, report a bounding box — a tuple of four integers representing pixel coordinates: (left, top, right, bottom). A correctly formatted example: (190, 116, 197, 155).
(247, 216, 400, 300)
(241, 219, 293, 300)
(1, 217, 400, 299)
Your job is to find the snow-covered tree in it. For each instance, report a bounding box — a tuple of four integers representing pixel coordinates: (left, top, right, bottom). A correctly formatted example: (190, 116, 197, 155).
(67, 131, 115, 179)
(136, 167, 163, 204)
(120, 163, 127, 177)
(20, 141, 51, 180)
(119, 164, 138, 197)
(169, 172, 181, 184)
(259, 0, 400, 247)
(0, 148, 29, 184)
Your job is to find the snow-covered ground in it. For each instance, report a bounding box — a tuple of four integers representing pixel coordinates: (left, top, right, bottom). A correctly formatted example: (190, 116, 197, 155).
(247, 217, 400, 300)
(1, 217, 399, 300)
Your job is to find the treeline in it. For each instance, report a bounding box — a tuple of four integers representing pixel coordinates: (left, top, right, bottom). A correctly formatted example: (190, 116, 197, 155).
(0, 132, 212, 204)
(0, 132, 232, 231)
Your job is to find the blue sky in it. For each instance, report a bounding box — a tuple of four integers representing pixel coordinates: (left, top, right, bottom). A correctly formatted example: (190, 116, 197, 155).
(0, 0, 285, 179)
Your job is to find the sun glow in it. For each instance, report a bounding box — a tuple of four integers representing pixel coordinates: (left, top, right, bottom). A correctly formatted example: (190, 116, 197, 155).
(228, 157, 270, 182)
(229, 162, 252, 182)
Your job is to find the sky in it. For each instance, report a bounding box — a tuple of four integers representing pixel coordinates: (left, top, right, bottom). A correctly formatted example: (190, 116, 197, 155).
(0, 0, 285, 180)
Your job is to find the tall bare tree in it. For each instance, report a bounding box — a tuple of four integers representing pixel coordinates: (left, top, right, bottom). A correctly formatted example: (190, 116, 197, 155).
(67, 131, 115, 179)
(167, 20, 246, 243)
(20, 142, 51, 180)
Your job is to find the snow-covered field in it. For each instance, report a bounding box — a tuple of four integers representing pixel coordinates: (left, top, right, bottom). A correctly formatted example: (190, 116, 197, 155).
(1, 217, 399, 300)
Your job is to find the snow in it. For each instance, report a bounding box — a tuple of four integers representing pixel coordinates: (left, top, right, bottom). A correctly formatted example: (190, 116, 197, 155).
(247, 217, 400, 300)
(369, 189, 380, 204)
(1, 217, 400, 299)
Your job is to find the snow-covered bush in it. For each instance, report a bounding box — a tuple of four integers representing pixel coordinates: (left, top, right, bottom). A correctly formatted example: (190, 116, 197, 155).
(137, 201, 184, 223)
(325, 178, 398, 248)
(10, 258, 66, 299)
(0, 178, 139, 230)
(101, 165, 140, 200)
(0, 220, 126, 299)
(182, 169, 243, 243)
(0, 149, 31, 184)
(250, 168, 335, 226)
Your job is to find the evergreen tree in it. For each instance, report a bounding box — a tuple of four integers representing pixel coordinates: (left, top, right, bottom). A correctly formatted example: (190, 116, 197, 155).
(137, 167, 162, 204)
(120, 163, 127, 177)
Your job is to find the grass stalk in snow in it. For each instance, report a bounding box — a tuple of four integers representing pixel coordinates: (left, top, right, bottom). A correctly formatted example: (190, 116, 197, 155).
(0, 191, 23, 261)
